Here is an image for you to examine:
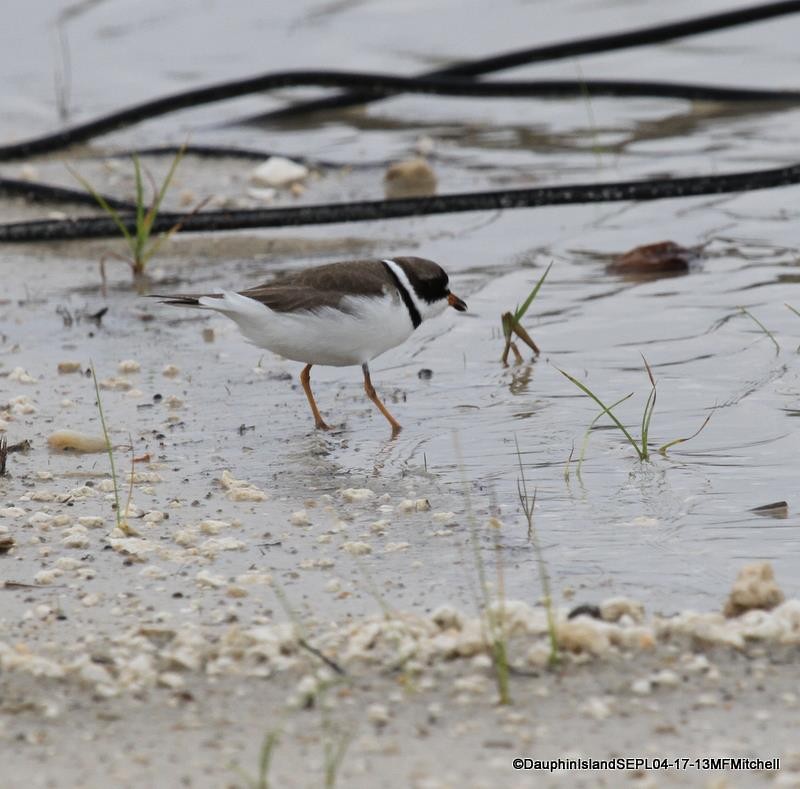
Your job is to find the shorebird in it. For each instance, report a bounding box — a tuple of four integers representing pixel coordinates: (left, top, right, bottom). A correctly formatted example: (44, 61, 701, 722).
(154, 256, 466, 435)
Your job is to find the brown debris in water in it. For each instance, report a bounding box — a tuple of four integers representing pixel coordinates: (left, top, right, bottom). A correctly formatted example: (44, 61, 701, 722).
(750, 500, 789, 518)
(608, 241, 697, 280)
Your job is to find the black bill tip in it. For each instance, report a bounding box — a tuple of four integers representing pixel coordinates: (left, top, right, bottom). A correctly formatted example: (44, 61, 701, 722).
(447, 292, 467, 312)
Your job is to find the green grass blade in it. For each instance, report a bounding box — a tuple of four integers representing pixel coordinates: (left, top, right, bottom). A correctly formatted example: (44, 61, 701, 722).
(257, 730, 281, 789)
(514, 261, 552, 323)
(738, 306, 779, 353)
(786, 304, 800, 352)
(658, 413, 711, 455)
(90, 363, 122, 530)
(68, 165, 134, 249)
(132, 155, 149, 265)
(144, 144, 185, 234)
(639, 356, 657, 460)
(133, 154, 145, 235)
(558, 368, 645, 460)
(577, 392, 634, 473)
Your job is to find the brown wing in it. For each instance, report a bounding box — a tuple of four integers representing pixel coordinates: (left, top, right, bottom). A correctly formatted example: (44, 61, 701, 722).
(152, 259, 393, 312)
(239, 259, 392, 313)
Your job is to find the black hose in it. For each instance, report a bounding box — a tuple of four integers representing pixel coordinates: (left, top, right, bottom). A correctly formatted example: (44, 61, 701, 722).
(2, 73, 799, 164)
(0, 177, 137, 210)
(241, 0, 800, 123)
(98, 144, 392, 169)
(2, 161, 798, 243)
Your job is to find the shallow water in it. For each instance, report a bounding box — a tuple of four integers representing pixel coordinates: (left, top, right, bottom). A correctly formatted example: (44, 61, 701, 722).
(2, 0, 800, 619)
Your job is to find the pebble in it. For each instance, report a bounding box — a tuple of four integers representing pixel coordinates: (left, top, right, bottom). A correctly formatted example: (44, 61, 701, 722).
(34, 569, 61, 585)
(78, 516, 105, 529)
(219, 470, 268, 502)
(384, 158, 437, 198)
(341, 541, 371, 556)
(724, 562, 785, 617)
(196, 570, 227, 588)
(162, 365, 180, 378)
(9, 367, 37, 384)
(99, 377, 132, 391)
(431, 512, 456, 525)
(57, 361, 82, 374)
(289, 510, 311, 526)
(398, 498, 431, 513)
(601, 597, 645, 623)
(367, 703, 390, 727)
(341, 488, 375, 503)
(117, 360, 140, 374)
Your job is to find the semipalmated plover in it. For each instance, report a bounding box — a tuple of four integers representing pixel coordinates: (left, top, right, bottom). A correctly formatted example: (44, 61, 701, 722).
(154, 256, 467, 435)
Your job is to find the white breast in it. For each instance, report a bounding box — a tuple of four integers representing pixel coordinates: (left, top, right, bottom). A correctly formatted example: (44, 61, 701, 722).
(198, 290, 415, 367)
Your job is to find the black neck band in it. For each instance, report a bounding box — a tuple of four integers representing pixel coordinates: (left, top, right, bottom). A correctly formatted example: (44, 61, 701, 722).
(381, 260, 421, 329)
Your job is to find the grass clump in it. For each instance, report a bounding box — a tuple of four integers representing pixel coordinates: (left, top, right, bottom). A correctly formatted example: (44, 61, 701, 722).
(455, 435, 512, 704)
(560, 356, 710, 462)
(501, 262, 551, 365)
(69, 147, 192, 280)
(515, 436, 559, 667)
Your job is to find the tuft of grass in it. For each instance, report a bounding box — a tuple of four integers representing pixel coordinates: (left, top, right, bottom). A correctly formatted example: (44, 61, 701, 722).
(233, 729, 281, 789)
(515, 437, 559, 667)
(560, 356, 709, 462)
(323, 727, 352, 789)
(455, 434, 512, 704)
(90, 363, 133, 535)
(69, 146, 193, 279)
(501, 262, 551, 365)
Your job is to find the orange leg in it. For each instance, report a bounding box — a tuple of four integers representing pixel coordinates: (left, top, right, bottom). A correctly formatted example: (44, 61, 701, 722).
(300, 364, 331, 430)
(362, 363, 402, 436)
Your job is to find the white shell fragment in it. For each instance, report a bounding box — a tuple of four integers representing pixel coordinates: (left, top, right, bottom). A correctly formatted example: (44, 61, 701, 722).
(250, 156, 309, 187)
(219, 470, 268, 502)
